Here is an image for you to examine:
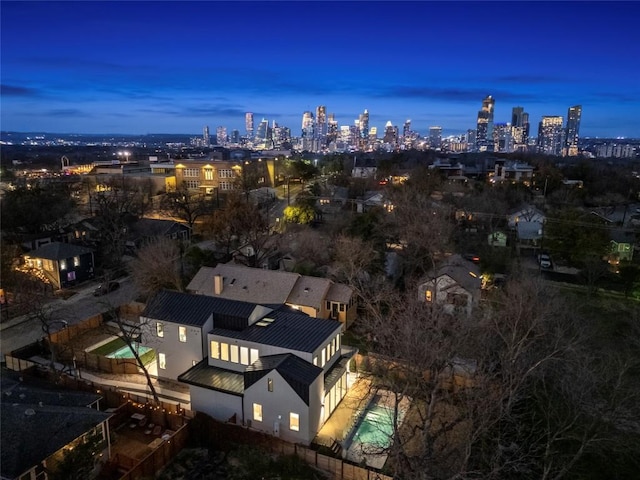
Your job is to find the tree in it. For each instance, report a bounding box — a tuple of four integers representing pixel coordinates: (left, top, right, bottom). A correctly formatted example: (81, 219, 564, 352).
(161, 183, 212, 231)
(544, 208, 610, 266)
(357, 273, 640, 479)
(128, 237, 184, 301)
(48, 431, 104, 480)
(282, 204, 316, 225)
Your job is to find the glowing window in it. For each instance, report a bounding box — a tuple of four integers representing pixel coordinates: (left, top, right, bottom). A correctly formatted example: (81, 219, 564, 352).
(156, 323, 164, 337)
(425, 290, 433, 302)
(253, 403, 262, 422)
(220, 343, 229, 361)
(250, 348, 259, 364)
(230, 345, 239, 363)
(60, 260, 67, 270)
(240, 347, 249, 365)
(290, 412, 299, 432)
(158, 353, 166, 370)
(268, 378, 273, 392)
(73, 256, 80, 267)
(210, 341, 219, 359)
(178, 326, 187, 342)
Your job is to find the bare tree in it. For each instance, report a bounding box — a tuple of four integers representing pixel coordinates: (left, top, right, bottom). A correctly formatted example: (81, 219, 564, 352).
(356, 273, 639, 479)
(27, 299, 73, 381)
(128, 237, 183, 301)
(161, 183, 213, 231)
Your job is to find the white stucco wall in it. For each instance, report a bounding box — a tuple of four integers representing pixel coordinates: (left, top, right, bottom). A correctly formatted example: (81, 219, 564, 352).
(243, 370, 323, 445)
(189, 385, 243, 424)
(143, 316, 211, 380)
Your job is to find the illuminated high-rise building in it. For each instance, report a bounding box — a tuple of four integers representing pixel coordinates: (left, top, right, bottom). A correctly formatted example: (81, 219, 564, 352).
(476, 95, 495, 152)
(203, 126, 210, 146)
(358, 109, 369, 149)
(327, 113, 338, 145)
(255, 118, 271, 149)
(537, 116, 564, 155)
(429, 126, 442, 149)
(564, 105, 582, 156)
(492, 123, 513, 152)
(231, 129, 240, 144)
(383, 121, 398, 146)
(245, 112, 254, 140)
(511, 107, 530, 151)
(301, 111, 315, 151)
(315, 105, 327, 139)
(216, 126, 227, 146)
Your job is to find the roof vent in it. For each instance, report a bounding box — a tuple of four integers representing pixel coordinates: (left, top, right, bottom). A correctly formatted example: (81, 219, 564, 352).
(255, 317, 275, 327)
(25, 409, 36, 416)
(304, 287, 310, 293)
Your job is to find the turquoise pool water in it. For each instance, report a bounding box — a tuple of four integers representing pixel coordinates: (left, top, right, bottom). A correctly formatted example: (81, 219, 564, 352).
(352, 404, 397, 449)
(106, 344, 153, 359)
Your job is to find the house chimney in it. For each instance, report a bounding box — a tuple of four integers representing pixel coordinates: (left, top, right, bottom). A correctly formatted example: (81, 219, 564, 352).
(214, 274, 223, 295)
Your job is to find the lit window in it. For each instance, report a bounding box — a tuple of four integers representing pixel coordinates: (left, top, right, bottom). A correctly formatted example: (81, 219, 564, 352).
(230, 345, 239, 363)
(425, 290, 433, 302)
(313, 356, 318, 366)
(268, 378, 273, 392)
(250, 348, 259, 364)
(326, 344, 331, 361)
(290, 412, 299, 432)
(336, 335, 340, 351)
(220, 343, 229, 361)
(211, 341, 219, 359)
(321, 349, 326, 367)
(240, 347, 249, 365)
(179, 326, 187, 342)
(156, 323, 164, 337)
(339, 304, 345, 312)
(204, 168, 213, 180)
(73, 256, 80, 267)
(253, 403, 262, 422)
(60, 260, 67, 270)
(158, 353, 166, 370)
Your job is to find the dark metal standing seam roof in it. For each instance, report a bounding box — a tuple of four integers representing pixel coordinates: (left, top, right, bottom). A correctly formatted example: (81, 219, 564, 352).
(142, 289, 260, 327)
(177, 360, 244, 396)
(28, 241, 94, 260)
(209, 309, 342, 353)
(324, 355, 351, 391)
(244, 354, 323, 405)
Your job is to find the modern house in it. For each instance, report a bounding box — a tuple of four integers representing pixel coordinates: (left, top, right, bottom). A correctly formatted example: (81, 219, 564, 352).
(23, 242, 95, 289)
(124, 218, 191, 252)
(187, 264, 356, 329)
(609, 229, 636, 263)
(0, 369, 112, 480)
(492, 161, 534, 185)
(418, 255, 482, 316)
(141, 289, 353, 445)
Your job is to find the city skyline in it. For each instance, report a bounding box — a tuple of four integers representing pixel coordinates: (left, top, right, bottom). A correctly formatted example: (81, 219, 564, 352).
(2, 1, 640, 137)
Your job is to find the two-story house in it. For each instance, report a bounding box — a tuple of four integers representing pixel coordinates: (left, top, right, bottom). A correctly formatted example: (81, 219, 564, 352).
(187, 264, 356, 329)
(22, 242, 95, 289)
(141, 289, 353, 445)
(418, 255, 482, 316)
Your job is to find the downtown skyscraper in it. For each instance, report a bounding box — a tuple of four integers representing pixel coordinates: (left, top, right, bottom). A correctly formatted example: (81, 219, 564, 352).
(476, 95, 495, 152)
(245, 112, 254, 141)
(537, 116, 564, 155)
(511, 106, 530, 152)
(564, 105, 582, 156)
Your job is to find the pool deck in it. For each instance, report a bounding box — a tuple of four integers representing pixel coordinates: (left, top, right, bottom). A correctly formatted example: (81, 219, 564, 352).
(314, 376, 373, 448)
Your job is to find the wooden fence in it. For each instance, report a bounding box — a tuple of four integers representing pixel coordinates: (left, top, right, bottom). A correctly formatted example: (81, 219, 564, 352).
(190, 412, 394, 480)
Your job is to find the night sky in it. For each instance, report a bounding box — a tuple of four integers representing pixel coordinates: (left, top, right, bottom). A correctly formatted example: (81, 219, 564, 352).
(2, 1, 639, 138)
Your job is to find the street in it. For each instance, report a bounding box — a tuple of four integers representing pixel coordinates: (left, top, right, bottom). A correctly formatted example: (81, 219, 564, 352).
(0, 276, 138, 357)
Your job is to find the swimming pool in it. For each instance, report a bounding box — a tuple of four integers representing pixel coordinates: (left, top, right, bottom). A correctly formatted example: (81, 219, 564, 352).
(345, 393, 408, 469)
(353, 404, 396, 448)
(106, 343, 153, 359)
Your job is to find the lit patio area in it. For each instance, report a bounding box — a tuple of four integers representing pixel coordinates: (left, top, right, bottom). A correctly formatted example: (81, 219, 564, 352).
(314, 375, 373, 448)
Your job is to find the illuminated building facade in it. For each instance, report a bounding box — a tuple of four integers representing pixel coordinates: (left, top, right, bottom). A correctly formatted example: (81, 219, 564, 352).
(511, 107, 530, 152)
(476, 95, 495, 152)
(564, 105, 582, 156)
(537, 116, 564, 155)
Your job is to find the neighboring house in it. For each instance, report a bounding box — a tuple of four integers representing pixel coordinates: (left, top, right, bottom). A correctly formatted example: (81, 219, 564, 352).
(516, 222, 544, 249)
(418, 255, 482, 316)
(0, 369, 112, 480)
(141, 289, 352, 445)
(428, 158, 465, 177)
(187, 264, 356, 329)
(23, 242, 95, 289)
(609, 229, 636, 263)
(507, 205, 545, 229)
(488, 231, 508, 247)
(124, 218, 191, 251)
(492, 161, 534, 185)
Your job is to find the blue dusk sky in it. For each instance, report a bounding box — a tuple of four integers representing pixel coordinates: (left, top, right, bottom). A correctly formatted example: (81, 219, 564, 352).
(2, 1, 640, 138)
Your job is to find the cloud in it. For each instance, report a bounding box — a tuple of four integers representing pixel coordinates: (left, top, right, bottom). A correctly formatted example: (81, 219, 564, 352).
(45, 109, 91, 117)
(1, 84, 41, 97)
(371, 85, 537, 102)
(491, 75, 565, 84)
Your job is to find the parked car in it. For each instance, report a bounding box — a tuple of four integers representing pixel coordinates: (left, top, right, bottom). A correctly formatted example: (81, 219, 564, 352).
(537, 253, 552, 269)
(93, 281, 120, 296)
